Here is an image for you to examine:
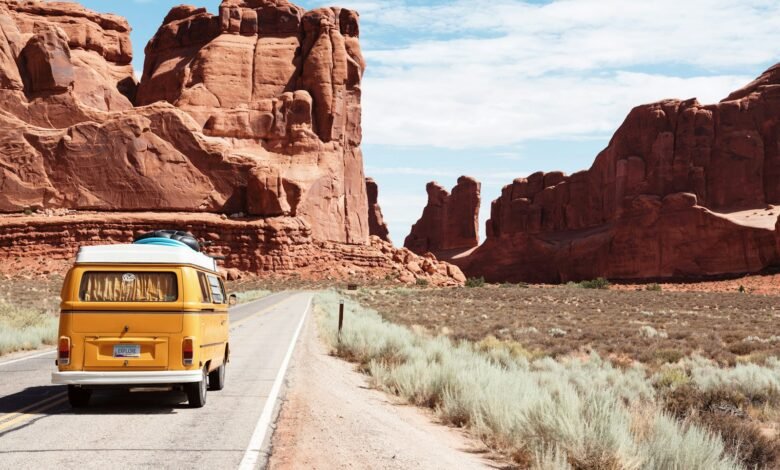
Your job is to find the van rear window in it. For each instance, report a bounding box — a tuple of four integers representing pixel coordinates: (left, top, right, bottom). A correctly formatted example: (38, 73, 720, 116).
(79, 272, 179, 302)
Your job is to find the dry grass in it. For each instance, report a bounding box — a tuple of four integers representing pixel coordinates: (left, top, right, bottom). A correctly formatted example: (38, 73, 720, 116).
(354, 284, 780, 366)
(341, 285, 780, 468)
(315, 291, 748, 469)
(0, 276, 62, 356)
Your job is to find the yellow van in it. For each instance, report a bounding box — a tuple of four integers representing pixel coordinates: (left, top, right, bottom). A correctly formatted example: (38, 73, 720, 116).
(52, 235, 234, 408)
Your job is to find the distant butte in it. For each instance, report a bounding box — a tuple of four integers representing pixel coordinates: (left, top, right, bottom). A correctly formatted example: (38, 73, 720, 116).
(366, 177, 391, 243)
(407, 65, 780, 282)
(405, 176, 481, 256)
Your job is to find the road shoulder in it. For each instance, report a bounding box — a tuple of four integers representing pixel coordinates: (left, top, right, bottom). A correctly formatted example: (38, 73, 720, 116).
(267, 309, 499, 470)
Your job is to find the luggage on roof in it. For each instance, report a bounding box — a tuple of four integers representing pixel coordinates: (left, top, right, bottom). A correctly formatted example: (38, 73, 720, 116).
(134, 230, 201, 252)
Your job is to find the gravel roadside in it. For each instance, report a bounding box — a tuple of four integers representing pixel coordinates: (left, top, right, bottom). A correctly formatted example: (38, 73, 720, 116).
(268, 313, 500, 470)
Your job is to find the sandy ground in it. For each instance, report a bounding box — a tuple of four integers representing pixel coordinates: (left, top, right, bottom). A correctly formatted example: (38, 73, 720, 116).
(614, 272, 780, 295)
(268, 315, 502, 470)
(715, 205, 778, 229)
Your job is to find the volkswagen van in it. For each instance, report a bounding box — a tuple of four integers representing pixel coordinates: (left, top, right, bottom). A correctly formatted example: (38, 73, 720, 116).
(52, 236, 234, 408)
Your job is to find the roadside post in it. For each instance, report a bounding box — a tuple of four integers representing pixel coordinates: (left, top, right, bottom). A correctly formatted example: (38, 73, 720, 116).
(338, 299, 345, 341)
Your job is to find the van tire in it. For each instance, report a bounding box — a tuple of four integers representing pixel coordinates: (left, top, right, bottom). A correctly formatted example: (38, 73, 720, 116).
(208, 360, 226, 391)
(185, 366, 208, 408)
(67, 385, 91, 408)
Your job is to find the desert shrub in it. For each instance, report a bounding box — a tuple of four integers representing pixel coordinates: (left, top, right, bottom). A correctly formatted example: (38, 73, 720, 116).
(662, 384, 746, 419)
(653, 348, 684, 364)
(548, 327, 567, 338)
(0, 302, 58, 355)
(465, 277, 485, 288)
(681, 356, 780, 405)
(532, 446, 572, 470)
(475, 335, 534, 365)
(639, 325, 668, 339)
(702, 414, 780, 469)
(653, 367, 692, 390)
(728, 340, 759, 356)
(415, 278, 429, 287)
(234, 289, 271, 304)
(640, 413, 738, 470)
(578, 278, 610, 289)
(314, 292, 739, 469)
(646, 283, 662, 292)
(659, 382, 780, 468)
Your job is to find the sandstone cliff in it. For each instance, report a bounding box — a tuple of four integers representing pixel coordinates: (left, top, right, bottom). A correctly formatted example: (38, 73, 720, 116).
(0, 0, 464, 285)
(0, 0, 367, 244)
(451, 67, 780, 282)
(404, 176, 480, 255)
(365, 177, 390, 242)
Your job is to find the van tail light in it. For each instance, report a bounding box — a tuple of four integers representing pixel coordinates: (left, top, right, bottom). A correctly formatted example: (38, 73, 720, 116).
(58, 337, 71, 366)
(182, 338, 194, 366)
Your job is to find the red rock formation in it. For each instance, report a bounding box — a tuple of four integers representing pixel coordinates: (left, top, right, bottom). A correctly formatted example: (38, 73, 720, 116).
(455, 67, 780, 282)
(405, 176, 480, 255)
(0, 0, 368, 243)
(0, 0, 367, 243)
(365, 177, 390, 242)
(0, 212, 465, 286)
(132, 0, 368, 242)
(0, 0, 465, 285)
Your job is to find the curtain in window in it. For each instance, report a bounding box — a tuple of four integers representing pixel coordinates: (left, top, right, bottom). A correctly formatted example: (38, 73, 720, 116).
(79, 272, 178, 302)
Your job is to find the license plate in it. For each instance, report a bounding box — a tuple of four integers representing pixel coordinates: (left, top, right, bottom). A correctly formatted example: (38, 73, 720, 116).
(113, 344, 141, 358)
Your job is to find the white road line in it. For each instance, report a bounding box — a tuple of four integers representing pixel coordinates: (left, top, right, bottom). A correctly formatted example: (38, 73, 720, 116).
(0, 349, 56, 367)
(238, 295, 312, 470)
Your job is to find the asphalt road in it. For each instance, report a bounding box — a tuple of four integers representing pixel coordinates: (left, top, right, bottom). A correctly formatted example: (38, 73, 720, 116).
(0, 291, 312, 470)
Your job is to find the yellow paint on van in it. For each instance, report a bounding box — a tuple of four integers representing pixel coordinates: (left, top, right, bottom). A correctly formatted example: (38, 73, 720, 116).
(52, 260, 232, 409)
(57, 264, 229, 373)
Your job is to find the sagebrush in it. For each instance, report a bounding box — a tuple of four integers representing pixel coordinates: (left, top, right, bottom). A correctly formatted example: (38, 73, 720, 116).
(0, 301, 58, 355)
(315, 291, 747, 468)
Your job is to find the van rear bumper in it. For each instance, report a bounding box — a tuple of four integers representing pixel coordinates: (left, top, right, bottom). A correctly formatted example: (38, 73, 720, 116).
(52, 370, 202, 386)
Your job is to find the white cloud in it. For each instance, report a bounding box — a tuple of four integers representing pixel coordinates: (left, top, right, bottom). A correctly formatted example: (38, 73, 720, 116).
(353, 0, 780, 149)
(347, 0, 780, 242)
(363, 70, 752, 148)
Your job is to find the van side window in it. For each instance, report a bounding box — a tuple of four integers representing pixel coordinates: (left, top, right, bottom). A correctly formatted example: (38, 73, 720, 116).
(198, 272, 211, 303)
(206, 274, 224, 304)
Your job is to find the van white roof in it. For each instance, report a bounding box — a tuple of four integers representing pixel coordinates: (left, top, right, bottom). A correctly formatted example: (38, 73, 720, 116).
(76, 244, 218, 272)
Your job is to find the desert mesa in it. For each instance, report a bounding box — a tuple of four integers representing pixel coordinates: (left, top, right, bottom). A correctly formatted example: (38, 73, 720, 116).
(405, 65, 780, 283)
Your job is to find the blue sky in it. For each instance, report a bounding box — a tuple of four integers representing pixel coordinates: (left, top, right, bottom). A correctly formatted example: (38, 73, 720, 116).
(78, 0, 779, 244)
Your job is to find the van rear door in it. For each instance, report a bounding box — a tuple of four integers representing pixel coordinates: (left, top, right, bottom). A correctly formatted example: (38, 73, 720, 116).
(68, 270, 184, 370)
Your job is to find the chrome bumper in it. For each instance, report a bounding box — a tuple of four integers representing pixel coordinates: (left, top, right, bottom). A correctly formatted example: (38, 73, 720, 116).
(52, 370, 202, 386)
